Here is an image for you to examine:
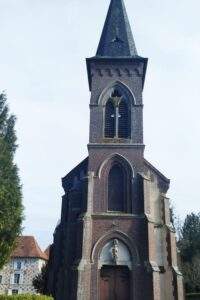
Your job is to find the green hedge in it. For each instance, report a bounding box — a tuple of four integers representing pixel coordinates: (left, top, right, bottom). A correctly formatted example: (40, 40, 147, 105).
(186, 293, 200, 299)
(0, 295, 53, 300)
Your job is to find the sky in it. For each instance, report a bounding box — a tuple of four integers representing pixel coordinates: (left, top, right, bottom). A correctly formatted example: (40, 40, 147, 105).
(0, 0, 200, 250)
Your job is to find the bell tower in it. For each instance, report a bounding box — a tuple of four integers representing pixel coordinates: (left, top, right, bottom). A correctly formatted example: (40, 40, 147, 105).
(47, 1, 185, 299)
(87, 0, 147, 148)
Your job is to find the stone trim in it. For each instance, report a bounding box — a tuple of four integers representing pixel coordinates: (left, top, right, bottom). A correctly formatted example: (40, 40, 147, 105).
(88, 143, 145, 149)
(97, 153, 135, 179)
(172, 266, 183, 277)
(91, 230, 140, 266)
(91, 213, 145, 220)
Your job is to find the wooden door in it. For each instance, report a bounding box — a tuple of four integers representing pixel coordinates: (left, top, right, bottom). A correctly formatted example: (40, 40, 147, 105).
(100, 266, 130, 300)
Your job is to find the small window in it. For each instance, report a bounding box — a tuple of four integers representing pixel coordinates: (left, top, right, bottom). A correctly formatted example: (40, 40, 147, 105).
(16, 261, 21, 270)
(12, 290, 18, 295)
(0, 275, 2, 284)
(14, 274, 20, 284)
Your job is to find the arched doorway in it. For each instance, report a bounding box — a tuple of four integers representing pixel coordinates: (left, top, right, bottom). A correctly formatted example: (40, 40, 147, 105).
(99, 239, 132, 300)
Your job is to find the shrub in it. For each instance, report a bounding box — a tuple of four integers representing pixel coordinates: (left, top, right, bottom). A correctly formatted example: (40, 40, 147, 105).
(32, 264, 49, 295)
(0, 295, 53, 300)
(186, 293, 200, 299)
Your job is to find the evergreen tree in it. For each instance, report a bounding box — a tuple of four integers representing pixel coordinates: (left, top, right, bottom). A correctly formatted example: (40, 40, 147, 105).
(182, 256, 200, 293)
(178, 213, 200, 293)
(0, 92, 23, 269)
(33, 263, 49, 295)
(179, 213, 200, 262)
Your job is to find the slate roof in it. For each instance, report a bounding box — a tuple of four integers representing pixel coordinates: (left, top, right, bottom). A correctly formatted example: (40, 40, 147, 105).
(11, 236, 48, 260)
(62, 157, 88, 192)
(96, 0, 138, 57)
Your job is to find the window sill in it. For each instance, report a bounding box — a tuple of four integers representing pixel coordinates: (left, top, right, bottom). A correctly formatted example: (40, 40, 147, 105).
(92, 213, 145, 219)
(103, 138, 131, 143)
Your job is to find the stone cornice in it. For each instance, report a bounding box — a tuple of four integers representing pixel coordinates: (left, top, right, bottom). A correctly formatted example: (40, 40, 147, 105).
(89, 103, 143, 108)
(88, 143, 145, 149)
(91, 213, 145, 220)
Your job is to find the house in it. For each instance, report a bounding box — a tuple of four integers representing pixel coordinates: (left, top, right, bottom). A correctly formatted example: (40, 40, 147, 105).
(0, 236, 48, 295)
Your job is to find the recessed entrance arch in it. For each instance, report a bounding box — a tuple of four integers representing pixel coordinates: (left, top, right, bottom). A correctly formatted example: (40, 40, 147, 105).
(99, 239, 132, 300)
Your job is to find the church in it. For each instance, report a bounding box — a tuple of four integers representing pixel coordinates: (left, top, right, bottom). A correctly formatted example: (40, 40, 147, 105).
(47, 0, 184, 299)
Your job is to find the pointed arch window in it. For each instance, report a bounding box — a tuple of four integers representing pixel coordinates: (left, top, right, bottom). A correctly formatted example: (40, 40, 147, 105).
(104, 89, 131, 139)
(108, 164, 126, 212)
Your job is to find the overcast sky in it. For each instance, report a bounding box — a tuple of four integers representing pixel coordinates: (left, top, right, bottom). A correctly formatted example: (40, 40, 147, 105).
(0, 0, 200, 249)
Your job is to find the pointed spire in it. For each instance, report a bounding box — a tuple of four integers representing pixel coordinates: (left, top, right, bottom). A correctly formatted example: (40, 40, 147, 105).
(96, 0, 138, 57)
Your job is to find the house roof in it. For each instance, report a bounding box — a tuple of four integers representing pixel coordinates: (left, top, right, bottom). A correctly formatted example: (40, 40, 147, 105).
(96, 0, 138, 57)
(44, 245, 51, 260)
(11, 236, 48, 260)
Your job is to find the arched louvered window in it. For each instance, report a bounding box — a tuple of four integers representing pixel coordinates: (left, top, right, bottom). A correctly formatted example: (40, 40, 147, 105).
(118, 100, 130, 138)
(105, 100, 115, 138)
(104, 89, 131, 139)
(108, 164, 125, 212)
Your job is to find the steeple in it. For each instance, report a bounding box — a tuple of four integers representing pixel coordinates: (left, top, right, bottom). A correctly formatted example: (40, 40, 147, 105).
(96, 0, 138, 57)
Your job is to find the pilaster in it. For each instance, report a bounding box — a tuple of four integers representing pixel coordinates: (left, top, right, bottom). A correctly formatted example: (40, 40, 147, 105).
(76, 172, 94, 300)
